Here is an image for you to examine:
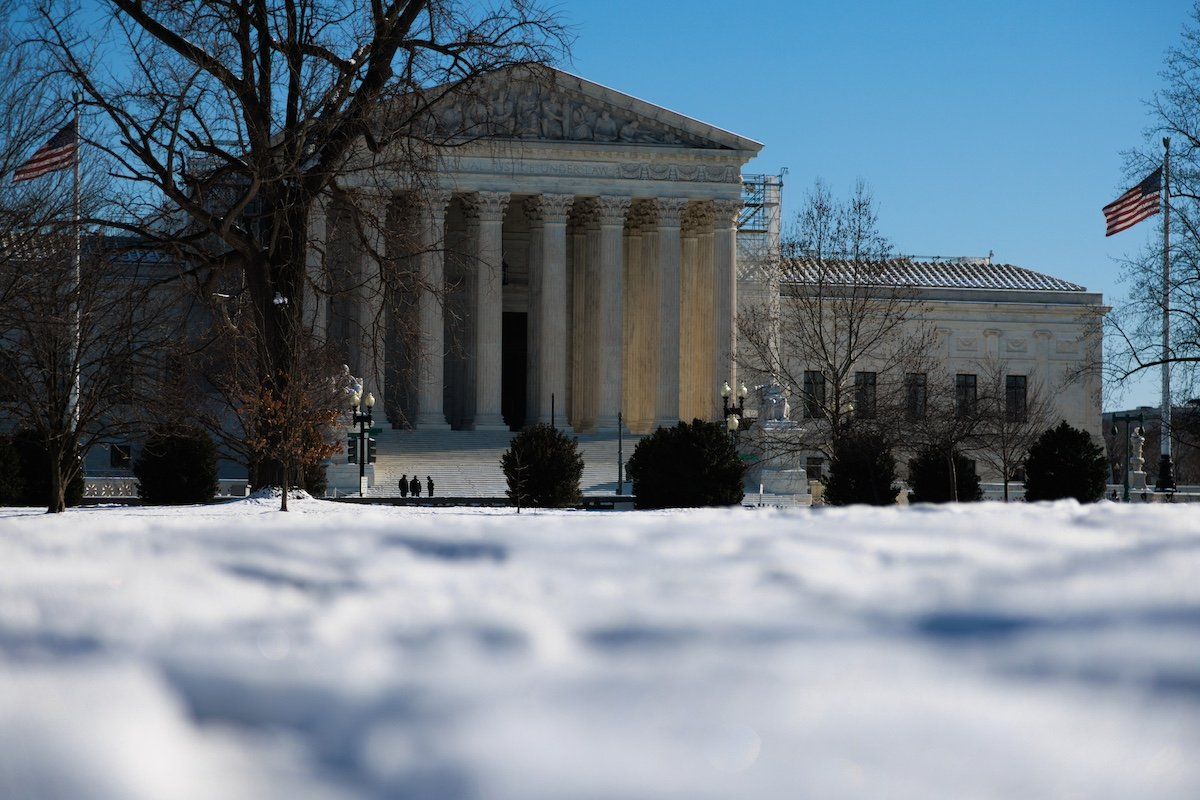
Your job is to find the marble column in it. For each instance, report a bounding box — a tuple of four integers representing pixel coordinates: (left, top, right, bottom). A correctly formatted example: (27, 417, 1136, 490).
(569, 221, 590, 430)
(415, 190, 452, 430)
(358, 194, 389, 420)
(526, 193, 575, 429)
(464, 191, 509, 430)
(680, 223, 699, 421)
(304, 198, 329, 341)
(711, 199, 742, 413)
(652, 197, 688, 429)
(622, 202, 654, 433)
(696, 213, 716, 420)
(594, 196, 631, 430)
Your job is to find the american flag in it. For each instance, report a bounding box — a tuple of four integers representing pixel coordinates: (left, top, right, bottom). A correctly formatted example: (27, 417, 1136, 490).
(1103, 166, 1161, 236)
(13, 120, 77, 183)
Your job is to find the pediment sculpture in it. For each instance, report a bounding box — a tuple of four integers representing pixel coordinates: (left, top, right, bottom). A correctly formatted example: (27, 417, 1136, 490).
(422, 81, 720, 148)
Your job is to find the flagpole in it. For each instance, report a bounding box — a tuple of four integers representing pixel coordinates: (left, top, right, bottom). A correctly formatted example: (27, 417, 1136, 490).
(1156, 136, 1176, 493)
(68, 91, 81, 435)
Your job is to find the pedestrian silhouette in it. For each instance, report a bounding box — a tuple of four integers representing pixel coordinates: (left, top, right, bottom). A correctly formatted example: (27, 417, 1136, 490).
(410, 476, 421, 497)
(426, 475, 434, 497)
(399, 474, 408, 498)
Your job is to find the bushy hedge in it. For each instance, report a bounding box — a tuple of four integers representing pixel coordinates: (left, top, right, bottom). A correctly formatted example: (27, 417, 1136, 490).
(1024, 421, 1107, 503)
(626, 419, 745, 509)
(134, 426, 219, 504)
(824, 431, 898, 506)
(0, 436, 24, 505)
(11, 429, 83, 507)
(501, 423, 584, 508)
(908, 448, 982, 503)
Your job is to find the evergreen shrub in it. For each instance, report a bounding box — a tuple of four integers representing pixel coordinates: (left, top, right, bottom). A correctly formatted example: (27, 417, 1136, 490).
(1024, 421, 1107, 503)
(824, 431, 898, 506)
(908, 448, 983, 503)
(626, 419, 745, 509)
(0, 436, 23, 504)
(134, 426, 219, 504)
(501, 423, 585, 508)
(12, 429, 83, 507)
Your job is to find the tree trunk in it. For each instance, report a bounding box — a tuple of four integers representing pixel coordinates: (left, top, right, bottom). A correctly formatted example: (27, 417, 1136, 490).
(249, 197, 309, 496)
(47, 442, 66, 514)
(948, 452, 959, 502)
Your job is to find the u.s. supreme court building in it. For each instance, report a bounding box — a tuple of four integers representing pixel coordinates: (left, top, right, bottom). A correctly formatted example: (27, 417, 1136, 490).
(87, 68, 1106, 498)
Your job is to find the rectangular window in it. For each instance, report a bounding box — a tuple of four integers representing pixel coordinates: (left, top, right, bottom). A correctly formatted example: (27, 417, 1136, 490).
(955, 373, 977, 419)
(905, 372, 927, 421)
(1005, 374, 1028, 423)
(854, 371, 877, 419)
(802, 370, 825, 419)
(805, 456, 825, 482)
(109, 443, 132, 469)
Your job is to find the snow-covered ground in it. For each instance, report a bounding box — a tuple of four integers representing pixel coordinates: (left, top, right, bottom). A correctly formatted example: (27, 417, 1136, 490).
(1, 499, 1198, 800)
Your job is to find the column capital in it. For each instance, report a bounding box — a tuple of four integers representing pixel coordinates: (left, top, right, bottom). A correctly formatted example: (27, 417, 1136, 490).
(464, 191, 510, 223)
(682, 200, 715, 233)
(418, 189, 453, 219)
(711, 198, 743, 227)
(652, 197, 690, 228)
(524, 193, 574, 225)
(626, 199, 658, 231)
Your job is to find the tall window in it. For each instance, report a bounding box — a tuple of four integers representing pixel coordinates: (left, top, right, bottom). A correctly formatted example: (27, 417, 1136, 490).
(854, 371, 877, 419)
(802, 370, 825, 418)
(1005, 374, 1028, 422)
(905, 372, 927, 421)
(955, 373, 977, 419)
(109, 444, 132, 469)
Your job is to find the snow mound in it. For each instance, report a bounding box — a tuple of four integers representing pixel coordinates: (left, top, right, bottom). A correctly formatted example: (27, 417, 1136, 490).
(0, 501, 1197, 798)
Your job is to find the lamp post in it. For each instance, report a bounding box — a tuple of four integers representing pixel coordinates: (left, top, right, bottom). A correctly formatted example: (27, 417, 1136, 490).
(350, 390, 375, 496)
(1110, 410, 1144, 503)
(721, 381, 749, 427)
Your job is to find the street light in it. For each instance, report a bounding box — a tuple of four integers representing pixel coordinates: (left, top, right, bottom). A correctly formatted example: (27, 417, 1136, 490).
(721, 380, 749, 426)
(348, 390, 376, 496)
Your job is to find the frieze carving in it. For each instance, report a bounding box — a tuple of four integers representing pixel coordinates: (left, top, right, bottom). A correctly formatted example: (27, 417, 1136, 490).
(463, 191, 510, 222)
(1005, 338, 1028, 353)
(523, 193, 574, 224)
(956, 337, 978, 352)
(423, 79, 718, 149)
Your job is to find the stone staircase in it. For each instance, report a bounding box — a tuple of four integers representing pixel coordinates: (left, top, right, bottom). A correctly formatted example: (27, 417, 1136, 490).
(360, 428, 641, 498)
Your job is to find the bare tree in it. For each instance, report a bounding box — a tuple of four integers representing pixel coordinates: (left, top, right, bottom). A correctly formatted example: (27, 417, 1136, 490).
(972, 357, 1055, 501)
(33, 0, 568, 508)
(0, 234, 180, 512)
(1106, 3, 1200, 396)
(904, 364, 987, 503)
(738, 180, 935, 462)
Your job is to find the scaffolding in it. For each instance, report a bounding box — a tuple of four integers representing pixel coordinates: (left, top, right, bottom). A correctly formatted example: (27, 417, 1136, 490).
(737, 171, 785, 267)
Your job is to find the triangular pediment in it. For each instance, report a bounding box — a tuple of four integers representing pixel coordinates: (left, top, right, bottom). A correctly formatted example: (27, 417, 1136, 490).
(423, 67, 762, 153)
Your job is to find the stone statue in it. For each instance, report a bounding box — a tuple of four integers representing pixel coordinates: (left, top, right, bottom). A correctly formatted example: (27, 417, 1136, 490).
(760, 382, 792, 424)
(593, 109, 619, 142)
(541, 98, 565, 139)
(570, 106, 593, 140)
(619, 118, 643, 142)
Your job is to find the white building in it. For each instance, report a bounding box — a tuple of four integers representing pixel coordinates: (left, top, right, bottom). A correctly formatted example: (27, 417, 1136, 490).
(74, 67, 1104, 496)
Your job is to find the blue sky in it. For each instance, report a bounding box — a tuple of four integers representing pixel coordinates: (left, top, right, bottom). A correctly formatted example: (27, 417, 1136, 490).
(561, 0, 1192, 408)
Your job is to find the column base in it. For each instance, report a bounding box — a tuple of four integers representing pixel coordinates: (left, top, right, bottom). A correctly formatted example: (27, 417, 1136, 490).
(471, 414, 509, 432)
(415, 413, 451, 431)
(594, 415, 623, 432)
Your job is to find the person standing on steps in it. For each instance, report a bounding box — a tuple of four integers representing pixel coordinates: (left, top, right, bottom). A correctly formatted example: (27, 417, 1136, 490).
(410, 475, 421, 497)
(426, 475, 435, 498)
(399, 474, 408, 498)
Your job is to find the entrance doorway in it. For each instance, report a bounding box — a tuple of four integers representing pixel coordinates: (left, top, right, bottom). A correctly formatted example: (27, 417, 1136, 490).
(501, 312, 527, 430)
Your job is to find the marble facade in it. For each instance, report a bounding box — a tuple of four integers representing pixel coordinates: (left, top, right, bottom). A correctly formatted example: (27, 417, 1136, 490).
(309, 69, 761, 434)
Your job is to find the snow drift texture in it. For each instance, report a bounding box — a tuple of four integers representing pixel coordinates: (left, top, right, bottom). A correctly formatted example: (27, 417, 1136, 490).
(1, 498, 1198, 799)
